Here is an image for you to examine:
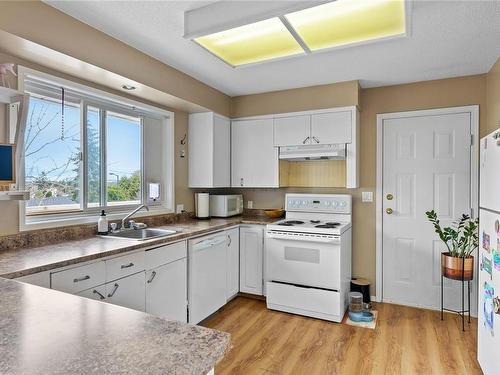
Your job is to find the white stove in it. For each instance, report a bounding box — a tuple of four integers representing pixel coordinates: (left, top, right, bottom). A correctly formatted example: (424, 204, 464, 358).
(265, 193, 352, 322)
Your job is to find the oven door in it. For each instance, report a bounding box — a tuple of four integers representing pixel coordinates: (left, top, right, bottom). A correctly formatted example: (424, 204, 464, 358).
(266, 235, 341, 290)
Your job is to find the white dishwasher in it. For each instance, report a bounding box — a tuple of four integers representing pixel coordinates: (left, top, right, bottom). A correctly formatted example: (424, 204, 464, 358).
(188, 232, 228, 324)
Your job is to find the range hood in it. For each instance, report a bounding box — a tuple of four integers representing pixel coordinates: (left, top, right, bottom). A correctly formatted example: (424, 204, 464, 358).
(279, 144, 346, 161)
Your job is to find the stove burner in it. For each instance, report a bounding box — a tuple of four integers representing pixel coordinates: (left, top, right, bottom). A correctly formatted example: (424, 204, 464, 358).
(284, 220, 304, 225)
(315, 222, 341, 229)
(310, 220, 321, 224)
(277, 223, 294, 226)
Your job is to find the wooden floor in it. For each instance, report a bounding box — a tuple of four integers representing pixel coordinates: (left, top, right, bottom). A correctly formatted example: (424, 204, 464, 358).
(202, 297, 482, 375)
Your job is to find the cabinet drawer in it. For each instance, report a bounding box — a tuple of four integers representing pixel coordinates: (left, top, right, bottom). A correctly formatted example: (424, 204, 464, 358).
(51, 262, 105, 294)
(106, 251, 145, 282)
(146, 241, 187, 270)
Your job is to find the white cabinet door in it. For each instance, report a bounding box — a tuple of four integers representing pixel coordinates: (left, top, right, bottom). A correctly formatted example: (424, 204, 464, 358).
(231, 119, 278, 188)
(225, 228, 240, 300)
(213, 114, 231, 187)
(188, 112, 230, 188)
(311, 111, 352, 144)
(105, 272, 145, 311)
(146, 258, 187, 322)
(240, 226, 263, 295)
(273, 115, 311, 146)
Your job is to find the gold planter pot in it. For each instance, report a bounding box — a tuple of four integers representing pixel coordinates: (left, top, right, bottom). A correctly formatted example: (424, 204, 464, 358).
(441, 252, 474, 281)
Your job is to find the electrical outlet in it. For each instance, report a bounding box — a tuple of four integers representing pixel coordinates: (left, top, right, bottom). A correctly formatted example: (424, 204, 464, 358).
(180, 150, 185, 158)
(176, 204, 184, 213)
(247, 200, 253, 209)
(362, 192, 373, 203)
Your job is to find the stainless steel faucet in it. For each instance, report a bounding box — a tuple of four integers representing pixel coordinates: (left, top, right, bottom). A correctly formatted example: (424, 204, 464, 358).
(121, 204, 149, 229)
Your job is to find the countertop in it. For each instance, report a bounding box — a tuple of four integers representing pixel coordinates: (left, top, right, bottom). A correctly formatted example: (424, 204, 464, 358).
(0, 216, 276, 279)
(0, 277, 230, 375)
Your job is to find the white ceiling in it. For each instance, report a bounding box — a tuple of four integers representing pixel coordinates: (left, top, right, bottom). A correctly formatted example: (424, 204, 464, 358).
(45, 0, 500, 97)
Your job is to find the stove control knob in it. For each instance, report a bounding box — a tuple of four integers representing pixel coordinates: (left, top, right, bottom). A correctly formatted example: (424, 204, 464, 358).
(340, 201, 347, 208)
(302, 200, 307, 205)
(332, 201, 339, 208)
(325, 201, 331, 206)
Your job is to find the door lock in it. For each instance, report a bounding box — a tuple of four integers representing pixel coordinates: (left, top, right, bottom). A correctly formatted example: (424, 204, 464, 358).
(386, 194, 393, 200)
(386, 208, 393, 215)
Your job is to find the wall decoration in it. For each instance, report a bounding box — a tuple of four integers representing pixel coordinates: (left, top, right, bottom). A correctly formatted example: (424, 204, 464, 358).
(493, 248, 500, 271)
(495, 219, 500, 235)
(483, 282, 495, 336)
(0, 63, 16, 88)
(482, 231, 491, 252)
(481, 254, 493, 279)
(494, 296, 500, 315)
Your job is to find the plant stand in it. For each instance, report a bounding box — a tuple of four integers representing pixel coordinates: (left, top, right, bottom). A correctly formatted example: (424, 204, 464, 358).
(440, 255, 471, 332)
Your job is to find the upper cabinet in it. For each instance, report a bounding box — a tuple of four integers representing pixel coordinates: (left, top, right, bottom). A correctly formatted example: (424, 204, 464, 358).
(310, 111, 352, 144)
(188, 112, 231, 188)
(231, 118, 278, 188)
(273, 109, 353, 146)
(273, 115, 310, 146)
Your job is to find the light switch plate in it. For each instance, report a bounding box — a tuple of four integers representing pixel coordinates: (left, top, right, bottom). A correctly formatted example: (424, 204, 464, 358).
(247, 200, 253, 209)
(176, 204, 184, 213)
(362, 192, 373, 203)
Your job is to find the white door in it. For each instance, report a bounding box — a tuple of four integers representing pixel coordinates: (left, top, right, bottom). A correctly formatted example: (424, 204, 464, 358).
(226, 228, 240, 300)
(311, 111, 352, 144)
(105, 272, 145, 311)
(240, 226, 263, 295)
(382, 110, 475, 312)
(231, 119, 278, 188)
(273, 115, 310, 146)
(146, 258, 187, 322)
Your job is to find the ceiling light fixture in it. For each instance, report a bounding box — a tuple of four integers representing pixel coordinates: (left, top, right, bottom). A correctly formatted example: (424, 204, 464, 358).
(194, 17, 305, 67)
(186, 0, 408, 67)
(121, 84, 136, 91)
(285, 0, 406, 52)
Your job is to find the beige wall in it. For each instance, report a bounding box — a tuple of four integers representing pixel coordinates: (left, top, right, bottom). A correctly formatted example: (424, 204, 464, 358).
(231, 80, 360, 117)
(0, 52, 194, 236)
(230, 74, 488, 293)
(487, 58, 500, 134)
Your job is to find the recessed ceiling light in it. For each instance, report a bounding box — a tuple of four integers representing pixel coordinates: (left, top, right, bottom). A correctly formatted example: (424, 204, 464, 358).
(194, 17, 305, 67)
(121, 84, 136, 91)
(285, 0, 406, 52)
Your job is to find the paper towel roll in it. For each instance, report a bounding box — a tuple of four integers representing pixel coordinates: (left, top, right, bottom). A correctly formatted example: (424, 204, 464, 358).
(195, 193, 210, 219)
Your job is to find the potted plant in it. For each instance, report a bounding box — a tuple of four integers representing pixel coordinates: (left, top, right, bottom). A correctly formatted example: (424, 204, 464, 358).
(425, 210, 479, 280)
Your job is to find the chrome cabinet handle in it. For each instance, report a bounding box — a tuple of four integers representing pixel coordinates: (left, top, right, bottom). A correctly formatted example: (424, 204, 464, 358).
(73, 275, 90, 283)
(107, 283, 119, 298)
(121, 262, 134, 269)
(312, 136, 320, 143)
(228, 234, 232, 247)
(302, 136, 310, 144)
(93, 289, 105, 300)
(240, 178, 244, 187)
(147, 271, 157, 284)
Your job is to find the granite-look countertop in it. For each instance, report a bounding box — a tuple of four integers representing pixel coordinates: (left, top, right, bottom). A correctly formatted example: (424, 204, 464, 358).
(0, 278, 230, 375)
(0, 217, 276, 279)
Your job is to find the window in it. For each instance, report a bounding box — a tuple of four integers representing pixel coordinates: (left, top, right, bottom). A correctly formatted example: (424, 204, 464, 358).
(22, 77, 150, 216)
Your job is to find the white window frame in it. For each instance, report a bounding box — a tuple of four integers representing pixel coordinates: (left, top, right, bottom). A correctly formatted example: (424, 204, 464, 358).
(17, 66, 175, 231)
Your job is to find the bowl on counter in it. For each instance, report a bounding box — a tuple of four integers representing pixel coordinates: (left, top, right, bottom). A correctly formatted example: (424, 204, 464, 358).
(264, 209, 285, 218)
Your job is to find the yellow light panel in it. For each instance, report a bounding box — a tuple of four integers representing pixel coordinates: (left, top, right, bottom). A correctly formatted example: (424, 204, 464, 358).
(194, 17, 305, 66)
(285, 0, 406, 51)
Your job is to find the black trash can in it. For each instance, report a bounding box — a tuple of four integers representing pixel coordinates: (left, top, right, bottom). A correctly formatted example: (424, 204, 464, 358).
(350, 278, 371, 304)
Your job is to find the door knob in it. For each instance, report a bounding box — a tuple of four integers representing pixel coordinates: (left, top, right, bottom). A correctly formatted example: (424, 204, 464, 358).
(386, 208, 393, 214)
(386, 194, 393, 200)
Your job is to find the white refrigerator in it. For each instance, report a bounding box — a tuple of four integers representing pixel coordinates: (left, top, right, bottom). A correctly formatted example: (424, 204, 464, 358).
(478, 128, 500, 375)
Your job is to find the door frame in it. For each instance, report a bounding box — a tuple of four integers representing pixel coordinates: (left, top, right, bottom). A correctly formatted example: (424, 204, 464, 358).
(375, 105, 479, 303)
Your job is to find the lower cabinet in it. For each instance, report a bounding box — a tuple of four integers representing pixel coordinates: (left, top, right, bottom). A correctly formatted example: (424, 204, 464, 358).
(226, 227, 239, 301)
(239, 225, 264, 295)
(146, 258, 187, 323)
(105, 272, 146, 312)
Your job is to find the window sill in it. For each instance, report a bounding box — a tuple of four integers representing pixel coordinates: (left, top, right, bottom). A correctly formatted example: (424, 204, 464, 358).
(21, 206, 175, 232)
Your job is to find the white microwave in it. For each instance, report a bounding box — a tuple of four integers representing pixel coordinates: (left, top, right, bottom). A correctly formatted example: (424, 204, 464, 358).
(209, 194, 243, 217)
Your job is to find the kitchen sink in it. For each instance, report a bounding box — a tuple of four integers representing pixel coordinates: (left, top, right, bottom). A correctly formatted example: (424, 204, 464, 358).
(106, 228, 178, 241)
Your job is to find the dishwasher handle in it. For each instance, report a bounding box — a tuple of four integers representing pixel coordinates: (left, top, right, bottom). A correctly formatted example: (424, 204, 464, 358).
(192, 235, 228, 251)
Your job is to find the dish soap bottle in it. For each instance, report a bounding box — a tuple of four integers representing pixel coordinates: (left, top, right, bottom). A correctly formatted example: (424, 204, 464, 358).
(97, 210, 109, 235)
